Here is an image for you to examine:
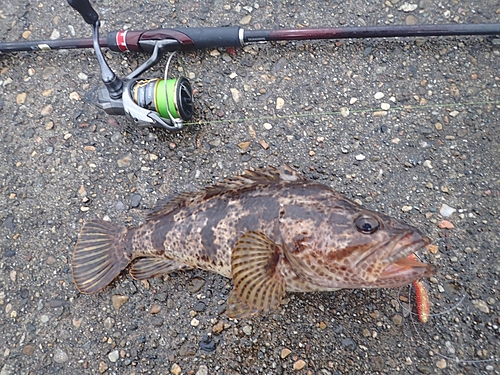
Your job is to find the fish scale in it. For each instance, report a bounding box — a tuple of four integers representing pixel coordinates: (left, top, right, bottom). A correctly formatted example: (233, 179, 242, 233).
(72, 166, 436, 318)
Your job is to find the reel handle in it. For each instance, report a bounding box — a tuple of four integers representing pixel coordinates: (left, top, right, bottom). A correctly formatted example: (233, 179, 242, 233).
(67, 0, 99, 25)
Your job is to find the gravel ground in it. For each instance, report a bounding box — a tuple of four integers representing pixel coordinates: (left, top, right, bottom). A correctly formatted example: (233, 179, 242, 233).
(1, 1, 499, 374)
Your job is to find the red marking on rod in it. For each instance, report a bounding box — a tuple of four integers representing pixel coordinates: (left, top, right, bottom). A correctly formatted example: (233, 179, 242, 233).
(116, 31, 128, 52)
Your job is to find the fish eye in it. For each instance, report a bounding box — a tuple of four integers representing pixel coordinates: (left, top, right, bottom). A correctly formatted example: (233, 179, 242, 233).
(355, 216, 379, 234)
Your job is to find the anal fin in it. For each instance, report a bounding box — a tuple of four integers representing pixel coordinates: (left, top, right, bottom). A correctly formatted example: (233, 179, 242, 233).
(231, 231, 286, 316)
(130, 258, 189, 280)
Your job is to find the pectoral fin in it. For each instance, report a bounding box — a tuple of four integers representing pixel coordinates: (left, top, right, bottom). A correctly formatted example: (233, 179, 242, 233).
(229, 231, 285, 317)
(130, 258, 189, 280)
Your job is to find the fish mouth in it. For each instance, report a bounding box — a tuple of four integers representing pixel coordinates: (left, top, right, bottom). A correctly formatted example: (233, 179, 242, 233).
(378, 231, 436, 284)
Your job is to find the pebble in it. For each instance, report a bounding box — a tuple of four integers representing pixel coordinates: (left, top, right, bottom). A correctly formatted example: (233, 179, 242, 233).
(42, 67, 56, 79)
(117, 153, 132, 167)
(380, 102, 390, 110)
(69, 91, 80, 100)
(230, 88, 241, 103)
(423, 160, 433, 168)
(435, 122, 443, 130)
(104, 317, 115, 329)
(99, 361, 108, 373)
(276, 97, 285, 110)
(449, 110, 459, 117)
(340, 107, 349, 117)
(171, 363, 182, 375)
(229, 72, 237, 79)
(209, 49, 220, 57)
(191, 318, 200, 327)
(108, 350, 119, 363)
(130, 194, 142, 208)
(239, 15, 252, 25)
(16, 93, 27, 105)
(355, 154, 366, 161)
(293, 360, 306, 370)
(374, 92, 385, 99)
(196, 365, 209, 375)
(436, 358, 447, 369)
(401, 206, 413, 212)
(40, 104, 53, 116)
(22, 30, 32, 39)
(40, 315, 49, 323)
(150, 304, 161, 314)
(349, 97, 358, 105)
(212, 320, 224, 334)
(439, 204, 456, 217)
(400, 3, 418, 12)
(187, 277, 205, 293)
(438, 220, 454, 229)
(53, 349, 69, 363)
(112, 295, 129, 310)
(281, 348, 291, 359)
(263, 122, 272, 130)
(50, 29, 60, 40)
(242, 325, 252, 335)
(78, 72, 88, 80)
(392, 314, 403, 326)
(473, 300, 490, 314)
(22, 345, 35, 356)
(406, 15, 418, 25)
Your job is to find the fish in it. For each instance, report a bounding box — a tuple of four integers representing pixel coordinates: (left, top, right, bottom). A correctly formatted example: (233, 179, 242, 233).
(72, 166, 436, 318)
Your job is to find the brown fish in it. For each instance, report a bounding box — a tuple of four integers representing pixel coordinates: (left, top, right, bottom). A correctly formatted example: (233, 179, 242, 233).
(72, 166, 436, 318)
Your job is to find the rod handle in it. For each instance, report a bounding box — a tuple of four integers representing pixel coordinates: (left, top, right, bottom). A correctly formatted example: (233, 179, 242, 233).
(67, 0, 99, 25)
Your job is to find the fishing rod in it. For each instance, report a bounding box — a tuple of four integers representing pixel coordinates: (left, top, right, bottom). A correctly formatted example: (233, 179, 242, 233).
(2, 0, 499, 131)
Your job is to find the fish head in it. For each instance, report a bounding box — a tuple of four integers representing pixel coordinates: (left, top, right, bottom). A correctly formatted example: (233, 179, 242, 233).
(279, 195, 436, 290)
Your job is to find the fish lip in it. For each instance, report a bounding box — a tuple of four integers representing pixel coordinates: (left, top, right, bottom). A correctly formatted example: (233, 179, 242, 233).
(379, 232, 436, 280)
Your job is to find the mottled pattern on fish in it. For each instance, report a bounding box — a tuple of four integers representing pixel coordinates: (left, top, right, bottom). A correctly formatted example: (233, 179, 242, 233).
(73, 166, 436, 318)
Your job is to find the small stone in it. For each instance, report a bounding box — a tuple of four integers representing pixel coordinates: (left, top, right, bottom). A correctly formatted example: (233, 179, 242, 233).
(400, 3, 418, 12)
(319, 321, 327, 329)
(276, 97, 285, 110)
(16, 93, 27, 105)
(108, 350, 119, 363)
(258, 140, 269, 150)
(196, 365, 209, 375)
(187, 277, 205, 293)
(435, 122, 443, 130)
(99, 361, 108, 373)
(374, 92, 385, 99)
(436, 359, 447, 369)
(293, 359, 306, 370)
(171, 363, 182, 375)
(73, 317, 83, 328)
(104, 317, 115, 329)
(373, 111, 387, 117)
(53, 349, 69, 363)
(438, 220, 454, 229)
(230, 88, 241, 103)
(191, 318, 200, 327)
(439, 204, 456, 217)
(112, 295, 129, 310)
(117, 153, 132, 167)
(406, 15, 418, 25)
(69, 91, 81, 100)
(393, 314, 403, 325)
(41, 104, 53, 116)
(340, 107, 349, 117)
(22, 30, 32, 39)
(42, 67, 57, 79)
(238, 141, 251, 149)
(50, 29, 60, 39)
(355, 154, 366, 161)
(427, 244, 439, 254)
(423, 160, 433, 168)
(263, 122, 272, 130)
(449, 110, 459, 117)
(150, 304, 161, 314)
(281, 348, 292, 359)
(78, 72, 88, 80)
(40, 315, 49, 323)
(130, 194, 142, 208)
(242, 325, 252, 335)
(474, 300, 490, 314)
(22, 345, 35, 356)
(380, 102, 390, 110)
(349, 97, 358, 105)
(401, 206, 413, 212)
(209, 50, 220, 57)
(212, 320, 224, 334)
(229, 72, 237, 79)
(239, 15, 252, 25)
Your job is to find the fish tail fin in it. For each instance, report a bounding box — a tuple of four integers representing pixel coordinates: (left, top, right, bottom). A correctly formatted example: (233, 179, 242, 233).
(72, 219, 131, 294)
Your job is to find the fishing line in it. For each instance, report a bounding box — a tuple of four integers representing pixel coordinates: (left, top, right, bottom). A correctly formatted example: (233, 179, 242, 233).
(180, 99, 500, 127)
(398, 246, 500, 365)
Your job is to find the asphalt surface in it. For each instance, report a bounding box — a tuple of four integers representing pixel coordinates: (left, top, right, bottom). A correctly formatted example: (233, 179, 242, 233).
(1, 1, 499, 374)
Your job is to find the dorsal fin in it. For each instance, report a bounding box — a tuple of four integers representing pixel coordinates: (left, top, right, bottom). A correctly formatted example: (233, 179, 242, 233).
(147, 166, 305, 220)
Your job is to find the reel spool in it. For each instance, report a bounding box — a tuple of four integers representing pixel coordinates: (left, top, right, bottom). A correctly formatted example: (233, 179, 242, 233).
(122, 51, 194, 131)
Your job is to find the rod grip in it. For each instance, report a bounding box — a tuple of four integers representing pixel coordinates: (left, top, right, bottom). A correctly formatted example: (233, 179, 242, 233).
(67, 0, 99, 25)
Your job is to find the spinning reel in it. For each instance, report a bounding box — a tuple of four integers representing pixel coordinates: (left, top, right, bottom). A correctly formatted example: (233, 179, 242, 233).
(68, 0, 194, 131)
